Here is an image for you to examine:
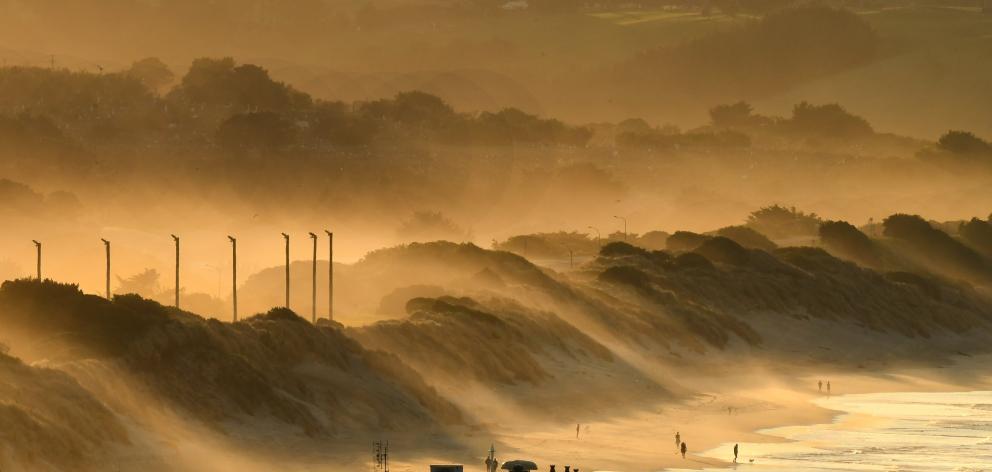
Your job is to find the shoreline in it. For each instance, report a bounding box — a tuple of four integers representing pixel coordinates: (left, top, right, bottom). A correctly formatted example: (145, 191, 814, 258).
(656, 352, 992, 471)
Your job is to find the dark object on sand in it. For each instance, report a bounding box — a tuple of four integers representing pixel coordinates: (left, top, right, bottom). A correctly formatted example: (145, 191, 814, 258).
(502, 460, 538, 472)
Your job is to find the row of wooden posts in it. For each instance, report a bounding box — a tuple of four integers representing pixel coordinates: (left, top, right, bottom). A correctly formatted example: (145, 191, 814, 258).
(29, 232, 334, 323)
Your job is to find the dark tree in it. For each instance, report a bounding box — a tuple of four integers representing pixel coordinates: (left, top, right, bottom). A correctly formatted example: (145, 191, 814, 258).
(937, 131, 991, 155)
(789, 102, 873, 138)
(709, 101, 754, 127)
(172, 58, 307, 113)
(125, 57, 175, 93)
(747, 205, 821, 239)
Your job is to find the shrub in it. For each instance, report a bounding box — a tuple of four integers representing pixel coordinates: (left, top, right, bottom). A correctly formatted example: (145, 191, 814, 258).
(600, 241, 649, 258)
(883, 214, 991, 282)
(819, 220, 879, 266)
(789, 102, 873, 138)
(694, 237, 750, 266)
(670, 252, 714, 271)
(959, 218, 992, 257)
(747, 205, 822, 239)
(715, 225, 777, 252)
(937, 131, 991, 155)
(666, 231, 710, 252)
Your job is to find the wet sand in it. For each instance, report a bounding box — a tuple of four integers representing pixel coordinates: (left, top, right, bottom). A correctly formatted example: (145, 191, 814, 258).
(381, 353, 992, 472)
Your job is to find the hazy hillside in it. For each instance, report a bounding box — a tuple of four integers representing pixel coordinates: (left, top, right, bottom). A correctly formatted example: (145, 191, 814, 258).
(0, 350, 131, 471)
(3, 1, 992, 470)
(0, 280, 462, 457)
(759, 6, 992, 137)
(349, 295, 669, 419)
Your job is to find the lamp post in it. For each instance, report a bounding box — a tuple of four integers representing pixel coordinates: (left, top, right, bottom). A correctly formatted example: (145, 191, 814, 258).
(171, 234, 180, 308)
(100, 239, 110, 299)
(282, 233, 290, 309)
(613, 215, 628, 241)
(309, 232, 317, 323)
(324, 229, 333, 321)
(32, 240, 41, 280)
(228, 236, 237, 322)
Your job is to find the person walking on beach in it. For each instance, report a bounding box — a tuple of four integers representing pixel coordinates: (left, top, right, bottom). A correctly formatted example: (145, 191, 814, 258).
(827, 381, 831, 394)
(576, 423, 580, 439)
(734, 443, 739, 463)
(680, 441, 687, 459)
(818, 380, 822, 392)
(675, 431, 680, 447)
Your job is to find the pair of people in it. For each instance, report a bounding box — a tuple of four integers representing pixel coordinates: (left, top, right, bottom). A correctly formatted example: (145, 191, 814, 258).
(818, 380, 832, 393)
(675, 432, 740, 463)
(675, 432, 687, 458)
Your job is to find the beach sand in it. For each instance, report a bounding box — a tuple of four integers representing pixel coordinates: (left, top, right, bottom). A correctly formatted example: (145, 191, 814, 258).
(376, 353, 992, 472)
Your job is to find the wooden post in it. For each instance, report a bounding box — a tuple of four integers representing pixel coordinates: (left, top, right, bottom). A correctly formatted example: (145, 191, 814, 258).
(309, 232, 317, 323)
(282, 233, 290, 309)
(171, 235, 180, 309)
(325, 230, 333, 321)
(228, 236, 237, 322)
(101, 239, 110, 299)
(32, 240, 41, 280)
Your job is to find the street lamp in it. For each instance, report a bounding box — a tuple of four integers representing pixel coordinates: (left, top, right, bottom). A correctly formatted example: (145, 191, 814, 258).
(228, 236, 237, 322)
(31, 240, 41, 280)
(171, 234, 180, 308)
(613, 215, 628, 241)
(281, 233, 290, 309)
(309, 232, 317, 323)
(100, 239, 111, 299)
(324, 229, 333, 321)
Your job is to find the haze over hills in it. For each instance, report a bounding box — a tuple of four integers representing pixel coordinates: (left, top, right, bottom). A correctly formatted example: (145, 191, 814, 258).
(4, 207, 992, 469)
(2, 1, 992, 470)
(0, 2, 989, 136)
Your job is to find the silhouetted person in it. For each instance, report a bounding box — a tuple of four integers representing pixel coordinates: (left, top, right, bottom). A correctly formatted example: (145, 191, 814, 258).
(675, 431, 680, 447)
(681, 441, 687, 458)
(827, 380, 831, 394)
(734, 443, 739, 463)
(576, 423, 580, 439)
(564, 466, 570, 472)
(550, 466, 555, 472)
(818, 380, 822, 392)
